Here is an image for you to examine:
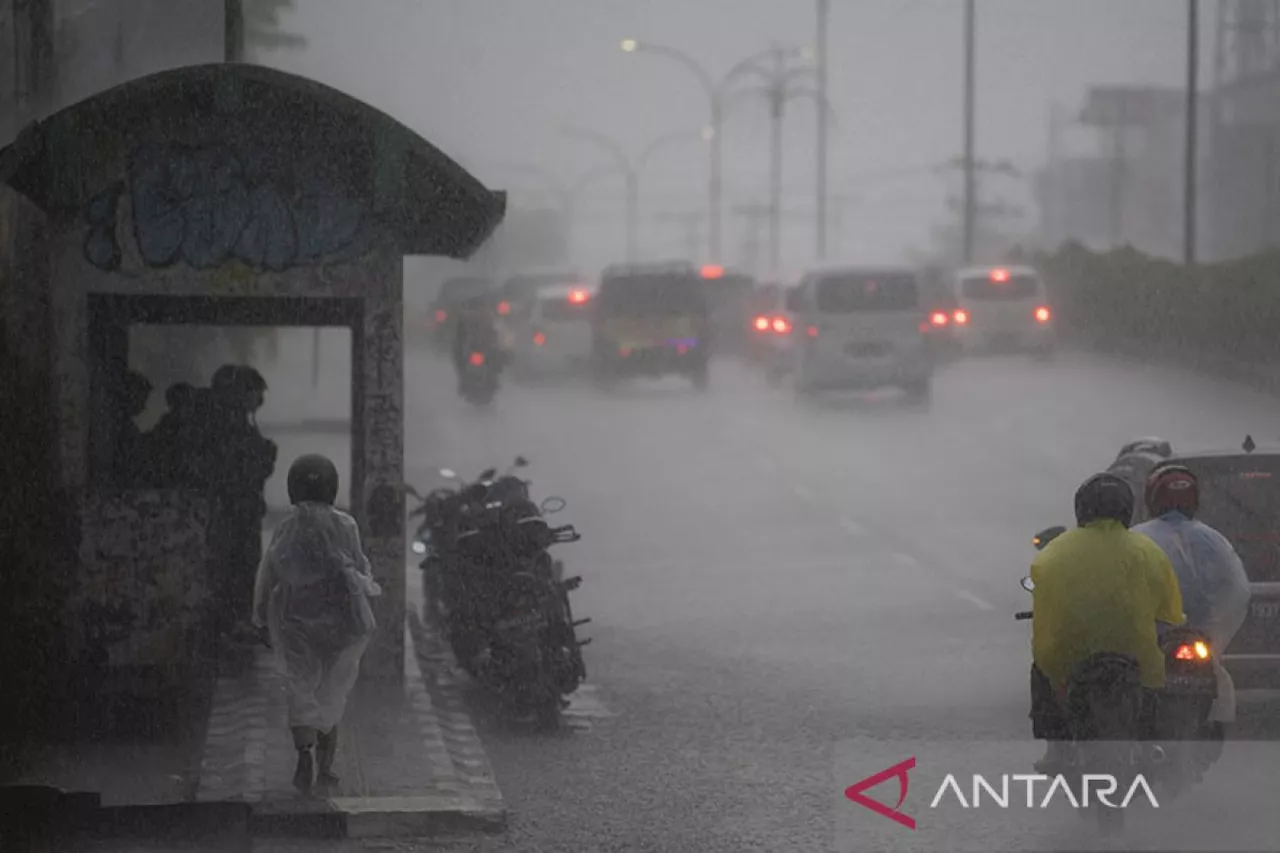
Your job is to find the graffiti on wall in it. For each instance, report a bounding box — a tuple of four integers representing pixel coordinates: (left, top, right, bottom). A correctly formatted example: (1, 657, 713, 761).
(83, 142, 379, 275)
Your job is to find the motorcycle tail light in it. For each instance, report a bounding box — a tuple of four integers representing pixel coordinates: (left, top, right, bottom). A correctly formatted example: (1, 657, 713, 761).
(533, 331, 546, 346)
(754, 315, 770, 332)
(469, 351, 486, 366)
(435, 309, 447, 323)
(772, 316, 791, 334)
(954, 309, 969, 325)
(1174, 641, 1210, 661)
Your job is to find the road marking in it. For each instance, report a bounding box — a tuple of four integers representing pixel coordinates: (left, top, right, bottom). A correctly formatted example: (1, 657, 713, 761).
(791, 483, 816, 502)
(955, 589, 995, 610)
(838, 518, 864, 536)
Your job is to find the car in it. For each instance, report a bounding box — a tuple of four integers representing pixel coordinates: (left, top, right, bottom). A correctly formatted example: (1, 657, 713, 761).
(496, 268, 582, 327)
(697, 265, 757, 359)
(428, 275, 493, 351)
(746, 280, 804, 386)
(950, 264, 1055, 358)
(511, 283, 596, 380)
(789, 265, 934, 403)
(1106, 434, 1280, 688)
(591, 261, 711, 390)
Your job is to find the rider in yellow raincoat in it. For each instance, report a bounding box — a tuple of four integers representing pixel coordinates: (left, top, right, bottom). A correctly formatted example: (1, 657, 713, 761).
(1028, 472, 1184, 770)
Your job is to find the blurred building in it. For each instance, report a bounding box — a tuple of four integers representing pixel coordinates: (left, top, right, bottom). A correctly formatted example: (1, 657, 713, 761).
(1037, 2, 1280, 262)
(3, 0, 223, 147)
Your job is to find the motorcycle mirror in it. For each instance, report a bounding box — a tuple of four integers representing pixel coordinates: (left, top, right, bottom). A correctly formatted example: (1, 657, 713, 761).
(540, 496, 566, 514)
(514, 455, 529, 467)
(439, 468, 458, 480)
(1032, 525, 1066, 551)
(411, 541, 427, 555)
(479, 467, 497, 481)
(1020, 576, 1035, 592)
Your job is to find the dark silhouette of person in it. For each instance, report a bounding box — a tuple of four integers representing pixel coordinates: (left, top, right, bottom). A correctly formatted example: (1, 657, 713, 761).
(113, 369, 153, 487)
(148, 382, 199, 487)
(206, 365, 278, 642)
(452, 295, 503, 390)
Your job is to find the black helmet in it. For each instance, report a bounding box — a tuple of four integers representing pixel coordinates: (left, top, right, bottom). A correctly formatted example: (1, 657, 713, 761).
(1074, 472, 1135, 528)
(287, 454, 339, 505)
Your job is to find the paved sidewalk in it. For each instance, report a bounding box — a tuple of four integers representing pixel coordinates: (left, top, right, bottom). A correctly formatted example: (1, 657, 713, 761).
(195, 618, 504, 839)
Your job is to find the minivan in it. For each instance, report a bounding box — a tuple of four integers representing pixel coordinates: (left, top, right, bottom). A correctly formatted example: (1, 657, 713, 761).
(950, 265, 1054, 358)
(791, 266, 933, 402)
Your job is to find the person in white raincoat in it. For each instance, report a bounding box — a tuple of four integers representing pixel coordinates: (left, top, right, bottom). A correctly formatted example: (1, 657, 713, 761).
(252, 454, 382, 795)
(1132, 465, 1251, 731)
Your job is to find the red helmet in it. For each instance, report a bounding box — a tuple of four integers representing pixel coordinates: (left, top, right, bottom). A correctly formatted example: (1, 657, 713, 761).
(1144, 465, 1199, 518)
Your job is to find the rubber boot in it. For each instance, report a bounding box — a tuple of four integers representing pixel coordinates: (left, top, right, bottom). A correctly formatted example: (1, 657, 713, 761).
(316, 726, 339, 792)
(1034, 740, 1069, 774)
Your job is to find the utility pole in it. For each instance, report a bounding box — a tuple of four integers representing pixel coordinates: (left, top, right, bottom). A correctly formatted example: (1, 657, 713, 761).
(962, 0, 977, 264)
(768, 49, 785, 277)
(224, 0, 244, 62)
(1184, 0, 1199, 264)
(816, 0, 831, 260)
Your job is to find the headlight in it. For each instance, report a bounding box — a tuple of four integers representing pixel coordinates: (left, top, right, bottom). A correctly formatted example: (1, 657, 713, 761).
(411, 541, 427, 555)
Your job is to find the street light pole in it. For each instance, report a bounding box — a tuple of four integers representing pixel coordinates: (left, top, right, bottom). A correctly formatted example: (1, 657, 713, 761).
(768, 52, 786, 276)
(962, 0, 976, 264)
(709, 100, 724, 264)
(1184, 0, 1199, 265)
(816, 0, 830, 260)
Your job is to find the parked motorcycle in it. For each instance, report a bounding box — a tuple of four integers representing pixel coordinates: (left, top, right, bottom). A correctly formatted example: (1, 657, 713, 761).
(407, 457, 590, 726)
(1020, 525, 1219, 823)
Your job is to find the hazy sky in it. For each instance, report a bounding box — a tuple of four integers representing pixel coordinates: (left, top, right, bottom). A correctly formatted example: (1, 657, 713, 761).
(261, 0, 1199, 272)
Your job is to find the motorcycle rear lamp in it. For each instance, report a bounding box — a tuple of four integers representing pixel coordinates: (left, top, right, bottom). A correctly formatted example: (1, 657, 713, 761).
(435, 309, 447, 323)
(754, 315, 770, 331)
(1174, 641, 1210, 661)
(772, 316, 791, 334)
(568, 289, 590, 304)
(497, 300, 511, 315)
(469, 351, 486, 366)
(991, 268, 1010, 282)
(533, 331, 546, 346)
(930, 311, 949, 326)
(1034, 306, 1051, 323)
(953, 309, 969, 325)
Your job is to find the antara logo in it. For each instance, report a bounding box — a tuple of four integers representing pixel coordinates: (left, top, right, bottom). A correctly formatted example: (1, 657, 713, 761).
(845, 757, 1160, 830)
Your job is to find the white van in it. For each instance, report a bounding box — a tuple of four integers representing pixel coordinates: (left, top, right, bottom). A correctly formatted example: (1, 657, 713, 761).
(951, 265, 1054, 357)
(511, 283, 596, 378)
(791, 266, 933, 402)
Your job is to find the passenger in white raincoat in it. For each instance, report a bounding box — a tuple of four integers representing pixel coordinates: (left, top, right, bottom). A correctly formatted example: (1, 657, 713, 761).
(1132, 465, 1251, 727)
(252, 454, 382, 795)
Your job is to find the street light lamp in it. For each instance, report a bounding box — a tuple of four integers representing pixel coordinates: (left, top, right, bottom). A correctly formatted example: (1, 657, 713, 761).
(619, 39, 812, 264)
(559, 125, 709, 262)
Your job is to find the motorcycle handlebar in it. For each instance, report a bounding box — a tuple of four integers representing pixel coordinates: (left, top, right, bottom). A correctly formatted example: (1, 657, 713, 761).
(1014, 610, 1033, 621)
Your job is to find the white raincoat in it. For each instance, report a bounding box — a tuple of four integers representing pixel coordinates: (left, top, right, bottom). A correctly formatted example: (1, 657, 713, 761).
(252, 502, 382, 732)
(1133, 511, 1252, 722)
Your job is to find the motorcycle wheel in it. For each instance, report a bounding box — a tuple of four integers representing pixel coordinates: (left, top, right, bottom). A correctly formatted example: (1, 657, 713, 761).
(463, 382, 497, 406)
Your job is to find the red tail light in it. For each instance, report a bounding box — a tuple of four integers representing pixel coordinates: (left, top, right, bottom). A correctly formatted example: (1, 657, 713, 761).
(568, 289, 590, 304)
(619, 346, 632, 357)
(676, 344, 689, 354)
(953, 309, 969, 325)
(533, 331, 546, 346)
(1034, 306, 1051, 324)
(806, 325, 818, 338)
(469, 351, 486, 366)
(753, 315, 770, 332)
(772, 316, 791, 334)
(435, 309, 447, 323)
(930, 311, 949, 327)
(1174, 641, 1210, 661)
(497, 300, 511, 315)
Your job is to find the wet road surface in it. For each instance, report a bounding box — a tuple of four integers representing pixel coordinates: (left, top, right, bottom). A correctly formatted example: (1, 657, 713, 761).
(263, 348, 1280, 852)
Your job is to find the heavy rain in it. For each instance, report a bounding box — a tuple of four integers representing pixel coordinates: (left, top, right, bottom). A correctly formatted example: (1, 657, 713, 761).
(3, 2, 1280, 852)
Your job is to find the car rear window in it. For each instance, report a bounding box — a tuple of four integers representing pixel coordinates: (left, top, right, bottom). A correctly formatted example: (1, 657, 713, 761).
(439, 277, 491, 303)
(539, 296, 591, 323)
(784, 286, 806, 312)
(702, 274, 755, 305)
(598, 273, 707, 317)
(503, 274, 574, 301)
(1181, 455, 1280, 582)
(960, 273, 1040, 300)
(815, 272, 919, 313)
